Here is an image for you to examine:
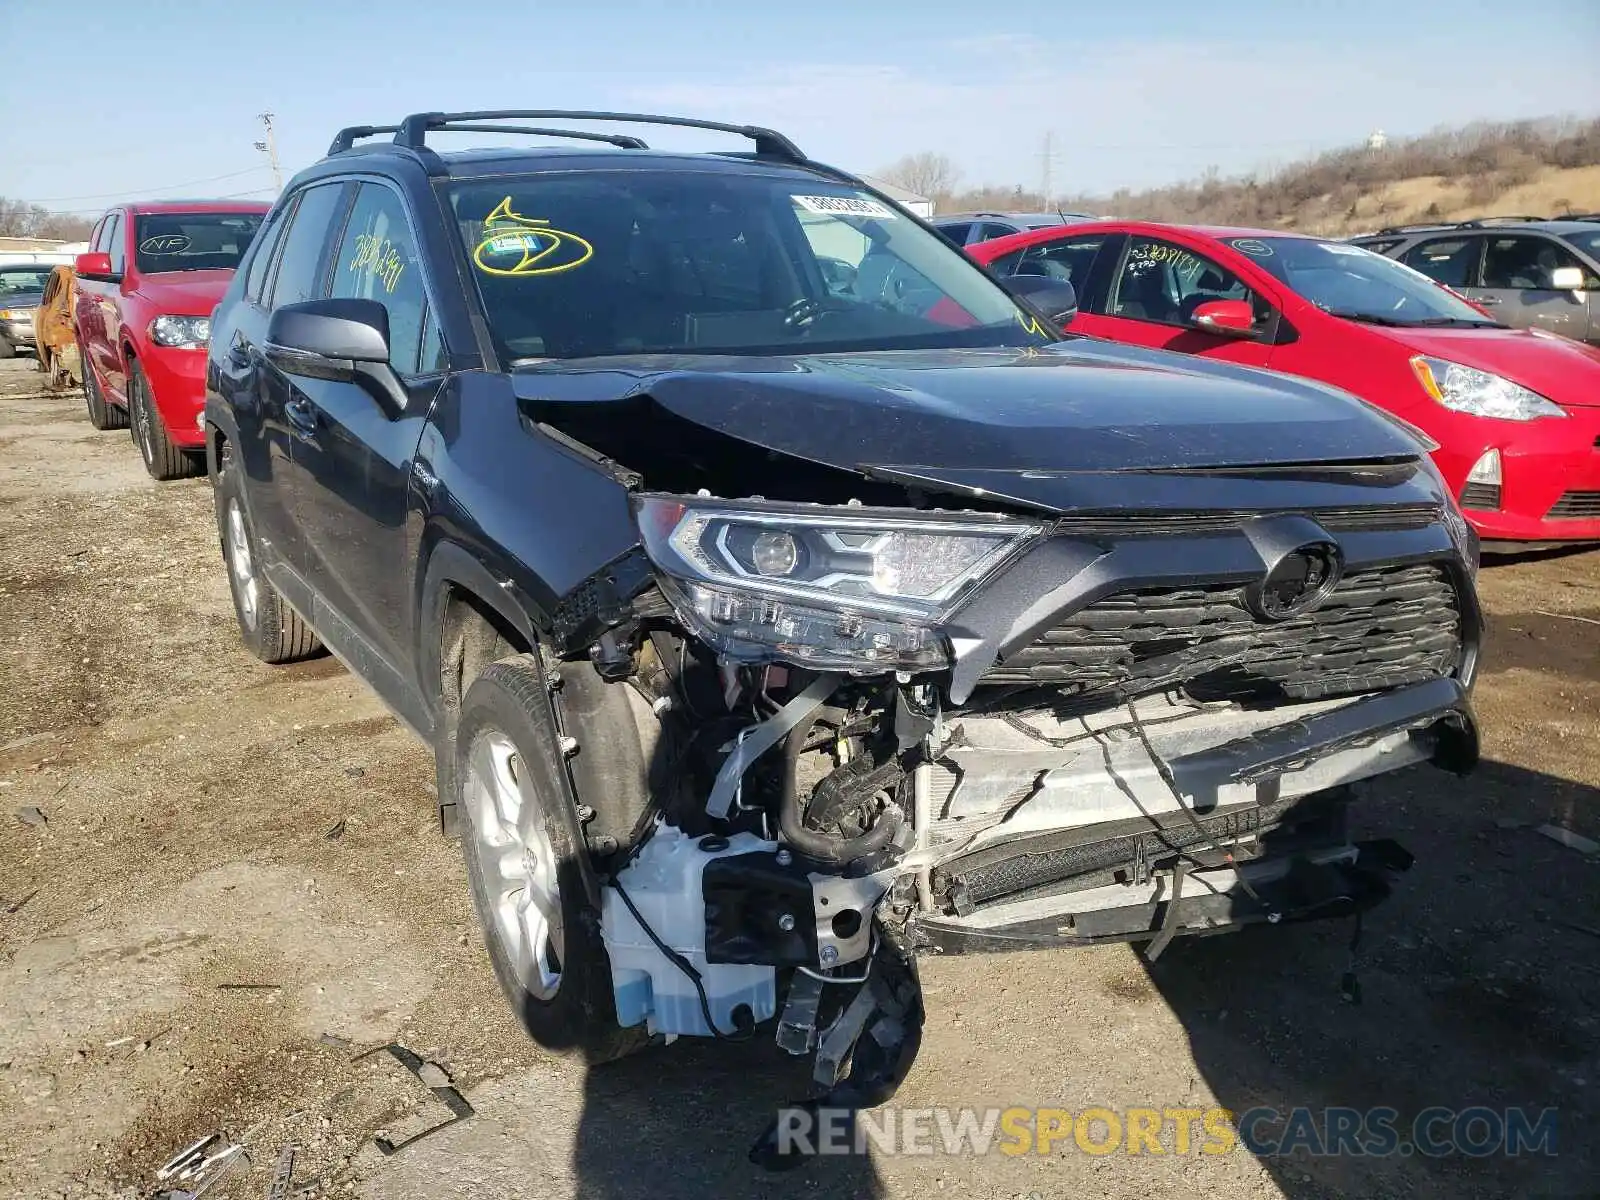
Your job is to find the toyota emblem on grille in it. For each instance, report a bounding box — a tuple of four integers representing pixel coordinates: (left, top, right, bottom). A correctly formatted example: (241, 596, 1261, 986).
(1245, 541, 1344, 622)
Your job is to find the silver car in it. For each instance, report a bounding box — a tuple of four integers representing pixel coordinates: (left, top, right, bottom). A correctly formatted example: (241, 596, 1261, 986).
(0, 262, 53, 359)
(1350, 217, 1600, 346)
(933, 210, 1101, 248)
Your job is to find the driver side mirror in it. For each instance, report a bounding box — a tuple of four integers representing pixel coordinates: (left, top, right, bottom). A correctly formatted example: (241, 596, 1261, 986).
(266, 298, 390, 376)
(1188, 298, 1258, 338)
(1005, 275, 1077, 329)
(1550, 266, 1587, 293)
(265, 298, 407, 417)
(74, 252, 119, 283)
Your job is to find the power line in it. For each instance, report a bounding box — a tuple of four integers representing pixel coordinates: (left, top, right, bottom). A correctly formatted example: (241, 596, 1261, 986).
(22, 167, 270, 205)
(26, 185, 277, 218)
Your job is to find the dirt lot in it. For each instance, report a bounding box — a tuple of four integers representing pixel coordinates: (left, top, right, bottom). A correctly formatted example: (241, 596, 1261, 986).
(1, 356, 1596, 1200)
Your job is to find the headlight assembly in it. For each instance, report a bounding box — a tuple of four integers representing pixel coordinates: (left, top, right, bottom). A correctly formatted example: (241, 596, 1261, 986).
(633, 495, 1043, 671)
(149, 315, 211, 348)
(1410, 356, 1564, 421)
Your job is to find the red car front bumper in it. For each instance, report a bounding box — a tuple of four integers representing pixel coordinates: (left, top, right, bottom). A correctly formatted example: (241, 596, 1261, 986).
(1432, 406, 1600, 542)
(140, 347, 209, 449)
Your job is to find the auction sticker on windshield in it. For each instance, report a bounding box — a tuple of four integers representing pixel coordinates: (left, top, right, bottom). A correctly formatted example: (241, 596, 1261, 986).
(793, 195, 897, 219)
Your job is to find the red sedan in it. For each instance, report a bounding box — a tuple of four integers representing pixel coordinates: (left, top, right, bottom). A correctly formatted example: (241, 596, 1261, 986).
(74, 200, 268, 480)
(970, 221, 1600, 545)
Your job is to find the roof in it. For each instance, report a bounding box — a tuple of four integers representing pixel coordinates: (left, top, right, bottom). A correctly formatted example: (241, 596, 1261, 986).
(1355, 219, 1600, 239)
(115, 199, 274, 216)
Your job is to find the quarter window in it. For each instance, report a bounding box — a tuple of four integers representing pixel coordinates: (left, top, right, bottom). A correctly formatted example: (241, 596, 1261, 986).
(1400, 237, 1480, 288)
(936, 222, 973, 247)
(330, 183, 429, 373)
(268, 183, 346, 309)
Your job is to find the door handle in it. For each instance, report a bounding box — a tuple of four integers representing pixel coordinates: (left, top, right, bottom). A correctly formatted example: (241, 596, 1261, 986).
(1474, 295, 1501, 305)
(285, 397, 319, 437)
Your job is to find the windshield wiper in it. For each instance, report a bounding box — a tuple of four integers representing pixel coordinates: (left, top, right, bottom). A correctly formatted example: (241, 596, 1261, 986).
(1322, 309, 1411, 326)
(1401, 316, 1504, 328)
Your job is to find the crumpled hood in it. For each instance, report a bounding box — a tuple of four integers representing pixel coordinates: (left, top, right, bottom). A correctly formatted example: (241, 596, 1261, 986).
(514, 341, 1425, 480)
(1366, 323, 1600, 409)
(131, 269, 235, 315)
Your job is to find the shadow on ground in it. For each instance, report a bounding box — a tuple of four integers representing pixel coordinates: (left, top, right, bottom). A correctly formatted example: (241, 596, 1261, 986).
(1140, 758, 1599, 1199)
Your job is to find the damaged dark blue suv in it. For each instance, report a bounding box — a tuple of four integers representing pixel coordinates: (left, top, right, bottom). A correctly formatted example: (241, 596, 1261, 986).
(204, 110, 1483, 1164)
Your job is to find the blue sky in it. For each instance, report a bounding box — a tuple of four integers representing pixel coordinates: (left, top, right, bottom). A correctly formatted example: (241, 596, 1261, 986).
(2, 0, 1596, 215)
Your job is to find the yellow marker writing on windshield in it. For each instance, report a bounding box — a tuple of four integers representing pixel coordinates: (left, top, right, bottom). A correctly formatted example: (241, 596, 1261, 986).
(473, 197, 594, 277)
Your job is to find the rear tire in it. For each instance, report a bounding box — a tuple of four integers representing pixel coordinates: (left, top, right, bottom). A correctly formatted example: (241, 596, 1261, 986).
(215, 443, 321, 664)
(455, 655, 645, 1064)
(83, 351, 128, 430)
(129, 359, 201, 480)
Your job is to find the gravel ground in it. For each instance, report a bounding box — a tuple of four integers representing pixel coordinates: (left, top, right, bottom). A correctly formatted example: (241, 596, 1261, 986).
(0, 357, 1595, 1200)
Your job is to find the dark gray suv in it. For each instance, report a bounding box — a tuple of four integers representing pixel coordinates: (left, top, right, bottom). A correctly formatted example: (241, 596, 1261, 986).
(1351, 217, 1600, 345)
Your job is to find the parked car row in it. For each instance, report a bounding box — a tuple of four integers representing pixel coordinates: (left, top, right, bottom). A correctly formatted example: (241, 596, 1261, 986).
(969, 219, 1600, 545)
(116, 109, 1492, 1168)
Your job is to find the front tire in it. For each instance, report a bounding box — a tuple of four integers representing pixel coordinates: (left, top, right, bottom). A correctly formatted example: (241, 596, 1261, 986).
(214, 444, 321, 664)
(129, 359, 201, 480)
(455, 655, 644, 1063)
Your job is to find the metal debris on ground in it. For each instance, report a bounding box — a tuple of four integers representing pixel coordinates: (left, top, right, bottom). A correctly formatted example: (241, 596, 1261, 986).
(352, 1042, 475, 1155)
(324, 818, 346, 839)
(1533, 609, 1600, 626)
(216, 982, 283, 991)
(1534, 824, 1600, 856)
(13, 805, 46, 827)
(157, 1133, 218, 1180)
(317, 1032, 353, 1052)
(266, 1145, 297, 1200)
(4, 888, 37, 914)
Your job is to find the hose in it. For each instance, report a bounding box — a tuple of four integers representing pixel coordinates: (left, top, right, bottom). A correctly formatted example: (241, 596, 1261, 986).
(779, 710, 900, 865)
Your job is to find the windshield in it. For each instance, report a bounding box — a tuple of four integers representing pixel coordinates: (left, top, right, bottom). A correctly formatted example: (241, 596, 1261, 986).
(1560, 229, 1600, 260)
(133, 212, 264, 274)
(1228, 236, 1498, 327)
(0, 266, 52, 298)
(445, 172, 1055, 361)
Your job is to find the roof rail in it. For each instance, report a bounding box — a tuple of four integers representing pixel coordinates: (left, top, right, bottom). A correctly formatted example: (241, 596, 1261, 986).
(1556, 211, 1600, 222)
(330, 122, 648, 155)
(1372, 223, 1459, 236)
(1456, 215, 1547, 227)
(328, 125, 402, 154)
(391, 110, 805, 162)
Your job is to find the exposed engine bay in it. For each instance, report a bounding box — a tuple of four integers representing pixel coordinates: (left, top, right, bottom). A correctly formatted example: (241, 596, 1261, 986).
(558, 488, 1481, 1167)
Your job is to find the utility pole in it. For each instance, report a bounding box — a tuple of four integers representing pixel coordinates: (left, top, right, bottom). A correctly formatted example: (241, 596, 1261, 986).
(1040, 130, 1053, 207)
(254, 112, 282, 193)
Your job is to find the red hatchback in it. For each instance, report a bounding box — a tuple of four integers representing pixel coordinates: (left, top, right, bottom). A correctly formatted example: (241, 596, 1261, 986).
(75, 201, 268, 479)
(971, 221, 1600, 545)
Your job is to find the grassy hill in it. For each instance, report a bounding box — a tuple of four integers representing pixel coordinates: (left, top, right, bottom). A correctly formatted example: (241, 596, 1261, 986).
(934, 117, 1600, 236)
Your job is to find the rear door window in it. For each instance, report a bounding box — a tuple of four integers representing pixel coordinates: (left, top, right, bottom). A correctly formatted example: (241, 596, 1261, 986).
(977, 222, 1018, 242)
(267, 183, 348, 309)
(1400, 237, 1481, 288)
(1003, 234, 1109, 293)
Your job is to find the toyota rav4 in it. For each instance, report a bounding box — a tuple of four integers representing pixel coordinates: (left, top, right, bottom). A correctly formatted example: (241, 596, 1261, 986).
(203, 111, 1483, 1165)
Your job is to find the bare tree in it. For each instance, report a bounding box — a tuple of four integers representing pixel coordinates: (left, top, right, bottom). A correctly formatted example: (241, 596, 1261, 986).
(0, 197, 94, 241)
(877, 152, 961, 200)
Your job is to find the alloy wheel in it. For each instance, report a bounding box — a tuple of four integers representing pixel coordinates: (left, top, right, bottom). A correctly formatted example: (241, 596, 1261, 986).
(462, 729, 564, 1000)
